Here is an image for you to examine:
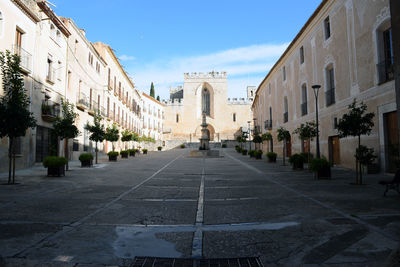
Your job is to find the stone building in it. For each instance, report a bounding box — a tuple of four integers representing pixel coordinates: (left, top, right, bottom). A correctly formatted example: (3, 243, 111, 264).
(252, 0, 397, 172)
(141, 92, 164, 142)
(163, 72, 253, 142)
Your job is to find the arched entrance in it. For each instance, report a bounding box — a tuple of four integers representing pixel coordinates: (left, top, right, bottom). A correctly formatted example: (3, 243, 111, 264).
(194, 124, 215, 141)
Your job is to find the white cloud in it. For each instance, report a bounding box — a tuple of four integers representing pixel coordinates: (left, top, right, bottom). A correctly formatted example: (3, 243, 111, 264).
(129, 42, 289, 99)
(119, 55, 136, 61)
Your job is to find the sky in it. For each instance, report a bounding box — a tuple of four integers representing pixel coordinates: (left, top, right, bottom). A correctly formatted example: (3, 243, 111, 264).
(50, 0, 322, 100)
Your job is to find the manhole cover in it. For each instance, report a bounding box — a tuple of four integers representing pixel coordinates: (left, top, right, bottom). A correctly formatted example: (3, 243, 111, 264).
(130, 257, 263, 267)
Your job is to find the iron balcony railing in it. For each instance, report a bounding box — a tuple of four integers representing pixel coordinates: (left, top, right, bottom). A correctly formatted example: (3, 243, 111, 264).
(377, 57, 394, 84)
(88, 100, 98, 115)
(12, 45, 32, 73)
(301, 102, 308, 116)
(325, 88, 335, 106)
(264, 120, 272, 130)
(41, 99, 60, 121)
(76, 92, 90, 109)
(283, 112, 288, 123)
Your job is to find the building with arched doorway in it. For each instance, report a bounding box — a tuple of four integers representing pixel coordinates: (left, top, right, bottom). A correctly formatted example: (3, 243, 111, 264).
(163, 72, 253, 142)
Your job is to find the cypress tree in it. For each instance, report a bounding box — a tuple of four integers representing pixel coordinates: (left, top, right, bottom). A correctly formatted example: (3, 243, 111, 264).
(150, 82, 155, 98)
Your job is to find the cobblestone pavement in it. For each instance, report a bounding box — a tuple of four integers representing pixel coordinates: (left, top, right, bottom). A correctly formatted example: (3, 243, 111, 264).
(0, 148, 399, 266)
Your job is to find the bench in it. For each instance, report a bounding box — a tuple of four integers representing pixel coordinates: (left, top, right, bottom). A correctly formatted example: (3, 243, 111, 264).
(379, 169, 400, 197)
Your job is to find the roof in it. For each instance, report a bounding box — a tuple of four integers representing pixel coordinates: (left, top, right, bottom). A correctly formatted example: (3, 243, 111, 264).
(12, 0, 40, 23)
(37, 1, 71, 37)
(142, 92, 165, 106)
(252, 0, 328, 109)
(94, 42, 136, 90)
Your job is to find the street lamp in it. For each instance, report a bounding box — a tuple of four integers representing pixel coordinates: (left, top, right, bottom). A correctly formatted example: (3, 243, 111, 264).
(247, 120, 251, 151)
(312, 84, 321, 158)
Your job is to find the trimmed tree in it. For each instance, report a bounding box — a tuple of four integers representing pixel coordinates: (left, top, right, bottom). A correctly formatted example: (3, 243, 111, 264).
(105, 123, 119, 151)
(150, 82, 155, 98)
(121, 130, 133, 150)
(85, 111, 105, 164)
(337, 100, 375, 185)
(0, 51, 36, 184)
(252, 134, 263, 150)
(52, 99, 79, 171)
(262, 132, 273, 152)
(293, 121, 317, 167)
(277, 127, 290, 166)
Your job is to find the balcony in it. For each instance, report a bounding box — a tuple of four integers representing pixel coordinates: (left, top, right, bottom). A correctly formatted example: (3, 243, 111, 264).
(46, 65, 56, 84)
(41, 100, 60, 122)
(264, 120, 272, 130)
(12, 45, 32, 73)
(108, 82, 113, 91)
(301, 102, 308, 116)
(377, 57, 394, 84)
(88, 100, 98, 116)
(325, 88, 335, 106)
(283, 112, 288, 123)
(76, 92, 89, 111)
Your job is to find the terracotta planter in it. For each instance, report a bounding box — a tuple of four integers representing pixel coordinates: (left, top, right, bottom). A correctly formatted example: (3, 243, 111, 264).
(47, 165, 65, 177)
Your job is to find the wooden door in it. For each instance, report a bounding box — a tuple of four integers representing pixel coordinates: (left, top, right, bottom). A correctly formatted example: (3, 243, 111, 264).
(329, 136, 340, 165)
(286, 138, 292, 157)
(385, 111, 399, 172)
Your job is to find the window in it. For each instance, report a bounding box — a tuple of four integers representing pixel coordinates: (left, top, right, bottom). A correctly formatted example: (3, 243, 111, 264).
(67, 71, 71, 91)
(15, 28, 23, 50)
(74, 39, 78, 53)
(202, 88, 210, 115)
(268, 83, 271, 95)
(108, 68, 111, 88)
(283, 66, 286, 81)
(97, 95, 100, 110)
(83, 130, 88, 151)
(46, 55, 54, 82)
(325, 66, 335, 106)
(233, 113, 236, 122)
(73, 139, 79, 151)
(114, 76, 116, 94)
(324, 17, 331, 40)
(89, 88, 93, 108)
(377, 27, 394, 84)
(107, 97, 110, 117)
(300, 46, 304, 64)
(176, 114, 179, 123)
(283, 97, 288, 123)
(301, 84, 307, 116)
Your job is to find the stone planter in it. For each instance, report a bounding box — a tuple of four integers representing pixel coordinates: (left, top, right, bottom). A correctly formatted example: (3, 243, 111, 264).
(268, 157, 277, 163)
(80, 159, 93, 168)
(143, 151, 148, 155)
(242, 150, 248, 156)
(255, 154, 262, 160)
(109, 155, 117, 161)
(129, 151, 136, 157)
(121, 153, 128, 158)
(292, 162, 304, 170)
(47, 165, 65, 177)
(315, 166, 331, 179)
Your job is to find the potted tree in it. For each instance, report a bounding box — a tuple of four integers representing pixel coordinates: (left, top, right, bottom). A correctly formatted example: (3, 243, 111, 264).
(242, 149, 248, 155)
(43, 156, 67, 177)
(52, 99, 80, 171)
(0, 51, 37, 184)
(337, 100, 375, 185)
(254, 150, 263, 159)
(105, 123, 119, 161)
(267, 152, 277, 163)
(121, 130, 133, 150)
(277, 127, 290, 166)
(293, 122, 316, 169)
(128, 149, 136, 157)
(356, 145, 377, 176)
(142, 148, 148, 154)
(79, 153, 93, 167)
(262, 132, 273, 153)
(107, 151, 119, 161)
(289, 153, 305, 170)
(85, 111, 105, 165)
(120, 150, 129, 158)
(309, 157, 331, 179)
(158, 146, 162, 151)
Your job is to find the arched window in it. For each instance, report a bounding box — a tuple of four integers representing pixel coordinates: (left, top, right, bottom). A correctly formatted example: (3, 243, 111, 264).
(202, 88, 210, 115)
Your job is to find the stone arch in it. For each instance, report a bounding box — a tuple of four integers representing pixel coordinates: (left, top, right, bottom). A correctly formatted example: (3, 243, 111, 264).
(194, 123, 216, 141)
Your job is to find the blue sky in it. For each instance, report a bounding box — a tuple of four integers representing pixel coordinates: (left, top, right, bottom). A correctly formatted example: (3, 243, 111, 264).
(51, 0, 322, 99)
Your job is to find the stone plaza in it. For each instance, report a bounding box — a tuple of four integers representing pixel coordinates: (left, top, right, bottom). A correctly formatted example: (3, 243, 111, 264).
(0, 148, 399, 266)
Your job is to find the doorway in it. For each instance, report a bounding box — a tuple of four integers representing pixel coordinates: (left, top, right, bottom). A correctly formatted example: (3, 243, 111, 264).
(286, 136, 292, 157)
(328, 136, 340, 165)
(36, 126, 57, 162)
(384, 111, 399, 172)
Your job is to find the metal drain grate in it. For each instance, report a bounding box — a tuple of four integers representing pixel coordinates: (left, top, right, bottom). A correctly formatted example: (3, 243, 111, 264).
(130, 257, 263, 267)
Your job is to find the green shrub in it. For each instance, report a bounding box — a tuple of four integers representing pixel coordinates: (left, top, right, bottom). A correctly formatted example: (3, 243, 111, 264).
(235, 145, 240, 151)
(242, 149, 248, 155)
(79, 153, 93, 162)
(43, 156, 67, 168)
(266, 152, 277, 162)
(120, 150, 128, 155)
(254, 150, 263, 159)
(157, 146, 162, 151)
(107, 151, 119, 157)
(309, 157, 330, 172)
(300, 152, 313, 163)
(221, 144, 227, 148)
(248, 150, 255, 157)
(142, 149, 148, 153)
(180, 144, 185, 148)
(289, 153, 305, 169)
